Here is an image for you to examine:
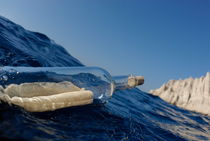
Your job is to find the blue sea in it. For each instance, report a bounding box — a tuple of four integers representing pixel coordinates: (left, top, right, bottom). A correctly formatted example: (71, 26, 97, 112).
(1, 16, 210, 141)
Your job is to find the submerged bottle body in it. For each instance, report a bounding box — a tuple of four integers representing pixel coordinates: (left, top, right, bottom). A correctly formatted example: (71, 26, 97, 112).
(0, 66, 115, 103)
(0, 66, 144, 103)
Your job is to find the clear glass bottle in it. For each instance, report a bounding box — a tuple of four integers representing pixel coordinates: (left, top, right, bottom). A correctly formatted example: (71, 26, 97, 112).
(0, 66, 144, 103)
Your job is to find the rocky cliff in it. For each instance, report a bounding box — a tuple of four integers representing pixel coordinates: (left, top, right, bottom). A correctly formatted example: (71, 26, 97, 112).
(150, 72, 210, 115)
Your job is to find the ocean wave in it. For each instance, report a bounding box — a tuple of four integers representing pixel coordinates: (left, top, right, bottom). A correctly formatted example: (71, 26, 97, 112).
(0, 15, 210, 141)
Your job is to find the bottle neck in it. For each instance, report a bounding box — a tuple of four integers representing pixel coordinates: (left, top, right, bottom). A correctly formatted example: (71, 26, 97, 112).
(113, 75, 144, 91)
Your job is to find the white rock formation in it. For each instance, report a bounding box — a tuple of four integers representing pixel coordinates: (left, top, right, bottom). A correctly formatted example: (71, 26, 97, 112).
(150, 72, 210, 116)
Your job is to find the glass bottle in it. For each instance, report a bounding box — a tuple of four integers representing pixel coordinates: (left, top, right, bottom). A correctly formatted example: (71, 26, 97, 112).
(0, 66, 144, 103)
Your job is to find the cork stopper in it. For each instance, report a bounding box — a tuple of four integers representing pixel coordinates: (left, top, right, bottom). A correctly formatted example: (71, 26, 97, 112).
(128, 76, 144, 88)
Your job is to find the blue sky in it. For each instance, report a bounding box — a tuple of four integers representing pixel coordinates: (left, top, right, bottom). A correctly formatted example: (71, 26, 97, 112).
(0, 0, 210, 91)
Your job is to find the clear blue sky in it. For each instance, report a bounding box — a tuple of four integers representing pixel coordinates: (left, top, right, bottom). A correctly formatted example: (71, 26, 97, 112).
(0, 0, 210, 91)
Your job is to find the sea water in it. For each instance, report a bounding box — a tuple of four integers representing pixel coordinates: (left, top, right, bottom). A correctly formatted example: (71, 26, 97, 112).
(1, 15, 210, 141)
